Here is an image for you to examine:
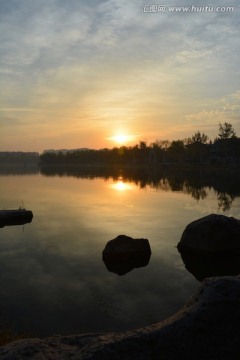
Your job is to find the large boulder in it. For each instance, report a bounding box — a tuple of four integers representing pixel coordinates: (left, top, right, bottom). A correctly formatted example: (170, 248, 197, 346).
(177, 214, 240, 254)
(102, 235, 151, 275)
(177, 214, 240, 281)
(1, 276, 240, 359)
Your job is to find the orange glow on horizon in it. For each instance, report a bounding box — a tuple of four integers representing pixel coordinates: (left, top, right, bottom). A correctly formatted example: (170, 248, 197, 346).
(106, 133, 137, 145)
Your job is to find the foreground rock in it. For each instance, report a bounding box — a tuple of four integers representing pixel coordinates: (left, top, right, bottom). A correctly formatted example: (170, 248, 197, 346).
(1, 276, 240, 359)
(102, 235, 151, 275)
(177, 214, 240, 253)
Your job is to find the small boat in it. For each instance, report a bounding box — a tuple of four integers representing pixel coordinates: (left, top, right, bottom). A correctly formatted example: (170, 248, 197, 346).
(0, 209, 33, 228)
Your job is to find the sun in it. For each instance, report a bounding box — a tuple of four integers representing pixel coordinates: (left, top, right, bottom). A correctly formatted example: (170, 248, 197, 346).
(114, 134, 128, 144)
(107, 133, 137, 145)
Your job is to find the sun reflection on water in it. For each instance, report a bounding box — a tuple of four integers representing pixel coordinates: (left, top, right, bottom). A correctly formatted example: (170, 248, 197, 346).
(111, 180, 133, 192)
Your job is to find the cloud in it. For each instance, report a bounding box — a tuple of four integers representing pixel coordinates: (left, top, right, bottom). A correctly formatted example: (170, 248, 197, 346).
(0, 0, 239, 150)
(183, 90, 240, 138)
(0, 115, 22, 126)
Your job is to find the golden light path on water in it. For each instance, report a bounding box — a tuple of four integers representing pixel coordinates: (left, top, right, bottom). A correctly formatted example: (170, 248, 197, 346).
(110, 178, 134, 192)
(110, 176, 134, 192)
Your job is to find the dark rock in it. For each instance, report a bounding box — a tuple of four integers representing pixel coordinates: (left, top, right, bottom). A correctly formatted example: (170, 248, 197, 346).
(102, 235, 151, 275)
(177, 214, 240, 281)
(177, 214, 240, 254)
(1, 276, 240, 359)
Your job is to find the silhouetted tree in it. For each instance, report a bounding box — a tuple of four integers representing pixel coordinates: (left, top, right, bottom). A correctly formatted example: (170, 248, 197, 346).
(187, 131, 209, 163)
(217, 123, 237, 164)
(159, 140, 170, 163)
(218, 122, 236, 140)
(39, 122, 240, 167)
(150, 139, 170, 163)
(168, 140, 186, 162)
(191, 131, 209, 144)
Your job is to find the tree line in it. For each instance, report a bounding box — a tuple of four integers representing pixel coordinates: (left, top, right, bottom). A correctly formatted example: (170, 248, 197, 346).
(0, 152, 39, 164)
(40, 122, 240, 166)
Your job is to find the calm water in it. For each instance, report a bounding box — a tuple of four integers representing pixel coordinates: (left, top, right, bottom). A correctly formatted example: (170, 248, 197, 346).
(0, 168, 240, 336)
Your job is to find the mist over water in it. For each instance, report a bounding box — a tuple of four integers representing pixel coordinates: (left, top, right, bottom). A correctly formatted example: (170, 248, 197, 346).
(0, 169, 240, 336)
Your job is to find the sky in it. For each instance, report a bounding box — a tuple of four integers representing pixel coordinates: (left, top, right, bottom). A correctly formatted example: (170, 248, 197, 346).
(0, 0, 240, 152)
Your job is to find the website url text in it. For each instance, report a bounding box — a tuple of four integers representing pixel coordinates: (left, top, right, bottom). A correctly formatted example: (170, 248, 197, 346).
(141, 5, 234, 13)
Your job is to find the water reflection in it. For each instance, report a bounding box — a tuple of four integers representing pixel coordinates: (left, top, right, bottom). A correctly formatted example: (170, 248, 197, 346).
(217, 193, 235, 212)
(39, 166, 240, 211)
(0, 165, 39, 175)
(179, 250, 240, 282)
(3, 165, 237, 210)
(102, 252, 151, 276)
(1, 171, 238, 335)
(110, 179, 134, 192)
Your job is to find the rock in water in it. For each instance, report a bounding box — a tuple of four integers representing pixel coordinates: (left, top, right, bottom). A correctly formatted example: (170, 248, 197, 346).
(177, 214, 240, 280)
(102, 235, 151, 275)
(177, 214, 240, 254)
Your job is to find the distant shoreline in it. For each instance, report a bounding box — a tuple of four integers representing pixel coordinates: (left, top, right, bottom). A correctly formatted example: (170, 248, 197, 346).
(1, 160, 240, 173)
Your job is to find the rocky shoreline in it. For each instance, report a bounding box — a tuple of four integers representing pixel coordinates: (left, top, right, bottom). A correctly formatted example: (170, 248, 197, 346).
(1, 276, 240, 359)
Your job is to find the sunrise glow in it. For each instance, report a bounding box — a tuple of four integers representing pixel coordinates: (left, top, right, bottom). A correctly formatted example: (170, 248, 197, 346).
(107, 134, 137, 145)
(1, 1, 239, 152)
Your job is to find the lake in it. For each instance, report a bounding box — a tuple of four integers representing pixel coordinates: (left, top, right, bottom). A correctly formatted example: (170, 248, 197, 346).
(0, 167, 240, 336)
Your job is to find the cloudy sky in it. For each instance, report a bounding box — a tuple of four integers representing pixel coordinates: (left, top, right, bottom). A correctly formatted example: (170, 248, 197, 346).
(0, 0, 239, 152)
